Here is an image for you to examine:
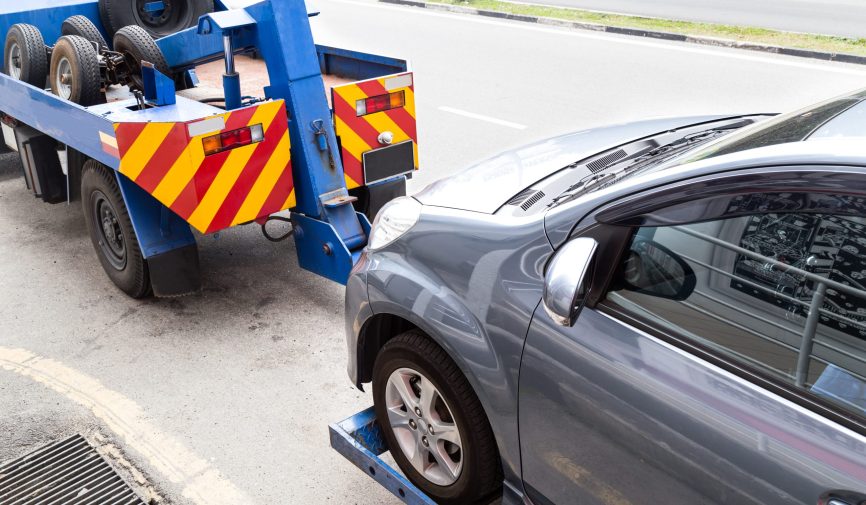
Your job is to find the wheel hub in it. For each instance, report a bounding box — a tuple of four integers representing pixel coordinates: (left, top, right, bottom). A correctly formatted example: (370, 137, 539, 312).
(91, 191, 127, 270)
(55, 57, 73, 100)
(385, 368, 464, 486)
(8, 42, 21, 80)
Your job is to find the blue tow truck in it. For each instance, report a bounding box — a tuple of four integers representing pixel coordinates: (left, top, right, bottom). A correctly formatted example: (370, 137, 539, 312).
(0, 0, 418, 297)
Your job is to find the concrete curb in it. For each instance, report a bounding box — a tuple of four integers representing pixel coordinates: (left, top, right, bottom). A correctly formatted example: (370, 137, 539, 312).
(380, 0, 866, 66)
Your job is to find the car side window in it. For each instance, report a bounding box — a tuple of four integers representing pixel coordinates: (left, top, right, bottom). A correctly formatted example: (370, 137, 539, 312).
(604, 195, 866, 421)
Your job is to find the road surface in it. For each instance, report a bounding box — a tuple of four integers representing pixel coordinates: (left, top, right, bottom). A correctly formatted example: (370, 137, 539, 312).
(508, 0, 866, 38)
(1, 1, 864, 504)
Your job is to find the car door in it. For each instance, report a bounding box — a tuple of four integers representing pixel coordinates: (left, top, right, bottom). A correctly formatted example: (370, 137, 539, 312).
(519, 174, 866, 505)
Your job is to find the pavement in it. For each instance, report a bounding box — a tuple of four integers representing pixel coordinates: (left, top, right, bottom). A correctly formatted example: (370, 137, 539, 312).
(1, 1, 866, 504)
(505, 0, 866, 39)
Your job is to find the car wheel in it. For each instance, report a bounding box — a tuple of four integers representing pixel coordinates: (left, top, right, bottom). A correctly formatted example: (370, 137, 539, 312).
(50, 35, 102, 106)
(113, 25, 170, 92)
(372, 330, 502, 504)
(99, 0, 213, 39)
(81, 160, 151, 298)
(3, 24, 48, 87)
(61, 15, 109, 50)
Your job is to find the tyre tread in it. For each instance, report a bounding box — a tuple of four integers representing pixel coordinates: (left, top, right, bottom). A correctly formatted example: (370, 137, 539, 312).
(4, 24, 48, 87)
(61, 15, 109, 49)
(51, 35, 102, 106)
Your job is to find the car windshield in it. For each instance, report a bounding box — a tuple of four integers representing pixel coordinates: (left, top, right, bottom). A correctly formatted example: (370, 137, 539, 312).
(668, 88, 866, 167)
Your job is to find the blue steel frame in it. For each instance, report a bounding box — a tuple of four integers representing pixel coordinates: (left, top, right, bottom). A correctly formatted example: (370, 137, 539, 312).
(0, 0, 410, 284)
(329, 407, 436, 505)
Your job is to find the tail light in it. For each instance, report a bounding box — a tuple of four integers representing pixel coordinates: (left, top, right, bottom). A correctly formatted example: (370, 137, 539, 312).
(203, 124, 264, 156)
(356, 91, 405, 116)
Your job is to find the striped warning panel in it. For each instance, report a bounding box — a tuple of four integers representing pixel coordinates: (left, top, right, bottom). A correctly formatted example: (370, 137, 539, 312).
(112, 100, 295, 234)
(332, 72, 418, 190)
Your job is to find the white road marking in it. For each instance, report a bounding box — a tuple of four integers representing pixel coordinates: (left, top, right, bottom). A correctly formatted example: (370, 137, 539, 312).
(438, 106, 528, 129)
(0, 346, 250, 505)
(331, 0, 866, 77)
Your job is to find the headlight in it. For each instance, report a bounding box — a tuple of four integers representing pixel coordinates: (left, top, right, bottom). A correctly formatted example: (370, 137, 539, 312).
(368, 197, 422, 250)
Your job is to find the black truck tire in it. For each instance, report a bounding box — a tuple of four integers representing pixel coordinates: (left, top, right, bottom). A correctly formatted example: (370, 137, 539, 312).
(372, 330, 503, 504)
(99, 0, 213, 39)
(3, 24, 49, 88)
(61, 15, 109, 50)
(113, 25, 170, 92)
(81, 160, 151, 298)
(50, 35, 103, 106)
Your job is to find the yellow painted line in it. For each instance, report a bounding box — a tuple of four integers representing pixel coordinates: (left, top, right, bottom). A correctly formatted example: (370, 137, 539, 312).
(361, 110, 411, 145)
(281, 188, 296, 210)
(186, 105, 282, 232)
(151, 140, 205, 206)
(402, 86, 416, 119)
(0, 346, 249, 505)
(334, 115, 373, 162)
(99, 131, 118, 148)
(345, 174, 361, 190)
(119, 123, 176, 180)
(230, 132, 291, 226)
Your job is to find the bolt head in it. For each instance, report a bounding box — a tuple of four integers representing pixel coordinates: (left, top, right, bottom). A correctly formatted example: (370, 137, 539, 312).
(414, 407, 422, 417)
(421, 436, 429, 447)
(408, 420, 417, 430)
(428, 425, 434, 435)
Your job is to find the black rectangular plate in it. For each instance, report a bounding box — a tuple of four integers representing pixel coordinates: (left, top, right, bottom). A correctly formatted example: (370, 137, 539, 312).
(363, 140, 415, 185)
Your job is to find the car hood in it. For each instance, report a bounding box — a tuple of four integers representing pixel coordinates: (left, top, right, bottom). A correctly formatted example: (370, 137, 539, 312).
(414, 115, 730, 214)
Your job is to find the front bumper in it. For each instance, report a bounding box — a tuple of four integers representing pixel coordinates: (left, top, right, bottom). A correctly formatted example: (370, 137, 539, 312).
(345, 252, 373, 388)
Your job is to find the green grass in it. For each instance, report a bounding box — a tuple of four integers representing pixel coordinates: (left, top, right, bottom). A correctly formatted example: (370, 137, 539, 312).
(429, 0, 866, 58)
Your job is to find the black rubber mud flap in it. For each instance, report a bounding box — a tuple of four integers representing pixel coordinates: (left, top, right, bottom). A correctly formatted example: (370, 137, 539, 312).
(147, 243, 202, 297)
(350, 176, 407, 221)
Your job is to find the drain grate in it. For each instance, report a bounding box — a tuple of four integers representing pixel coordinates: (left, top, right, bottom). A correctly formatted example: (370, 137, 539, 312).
(0, 434, 146, 505)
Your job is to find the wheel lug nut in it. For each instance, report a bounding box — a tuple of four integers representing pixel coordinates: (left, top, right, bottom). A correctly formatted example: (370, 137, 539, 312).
(414, 407, 422, 417)
(408, 420, 417, 430)
(421, 436, 429, 447)
(428, 426, 434, 435)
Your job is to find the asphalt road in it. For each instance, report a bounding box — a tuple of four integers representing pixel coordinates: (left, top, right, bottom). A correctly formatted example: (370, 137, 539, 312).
(1, 1, 865, 504)
(508, 0, 866, 38)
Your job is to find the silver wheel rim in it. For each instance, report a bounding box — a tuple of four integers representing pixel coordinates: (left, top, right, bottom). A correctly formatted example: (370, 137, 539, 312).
(8, 42, 21, 80)
(55, 56, 73, 99)
(385, 367, 463, 486)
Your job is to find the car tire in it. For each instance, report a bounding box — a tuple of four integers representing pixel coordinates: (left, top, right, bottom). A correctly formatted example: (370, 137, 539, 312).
(61, 15, 109, 50)
(3, 24, 48, 87)
(99, 0, 213, 39)
(50, 35, 103, 106)
(113, 25, 170, 92)
(81, 160, 151, 298)
(372, 330, 502, 504)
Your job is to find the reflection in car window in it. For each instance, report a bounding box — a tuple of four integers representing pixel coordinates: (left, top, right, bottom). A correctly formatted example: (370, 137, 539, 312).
(809, 100, 866, 139)
(606, 195, 866, 419)
(674, 89, 866, 165)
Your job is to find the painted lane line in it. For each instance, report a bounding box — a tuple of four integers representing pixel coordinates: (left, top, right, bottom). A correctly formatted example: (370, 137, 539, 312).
(0, 346, 250, 505)
(438, 106, 528, 130)
(329, 0, 866, 77)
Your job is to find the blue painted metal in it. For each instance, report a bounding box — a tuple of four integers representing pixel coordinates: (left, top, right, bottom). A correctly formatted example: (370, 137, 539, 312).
(115, 172, 196, 259)
(142, 64, 177, 106)
(142, 1, 166, 14)
(0, 1, 102, 45)
(329, 407, 436, 505)
(316, 45, 408, 80)
(222, 72, 242, 110)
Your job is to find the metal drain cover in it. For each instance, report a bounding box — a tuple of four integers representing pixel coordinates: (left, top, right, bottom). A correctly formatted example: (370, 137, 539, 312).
(0, 434, 146, 504)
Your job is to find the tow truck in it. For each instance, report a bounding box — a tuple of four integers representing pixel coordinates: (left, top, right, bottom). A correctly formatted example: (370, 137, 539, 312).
(0, 0, 418, 297)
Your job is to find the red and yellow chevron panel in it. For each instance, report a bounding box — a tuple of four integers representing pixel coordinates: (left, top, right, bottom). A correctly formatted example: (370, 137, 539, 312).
(112, 100, 295, 234)
(332, 72, 418, 190)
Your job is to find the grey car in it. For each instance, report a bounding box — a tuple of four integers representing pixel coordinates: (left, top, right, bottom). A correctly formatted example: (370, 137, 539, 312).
(345, 88, 866, 505)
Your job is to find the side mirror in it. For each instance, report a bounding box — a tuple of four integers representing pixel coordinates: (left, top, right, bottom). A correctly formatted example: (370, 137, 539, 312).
(543, 237, 598, 327)
(621, 237, 696, 300)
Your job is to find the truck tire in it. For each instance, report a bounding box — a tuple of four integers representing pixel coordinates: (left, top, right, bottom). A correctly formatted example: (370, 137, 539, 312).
(61, 15, 109, 50)
(81, 160, 151, 298)
(99, 0, 213, 39)
(113, 25, 170, 92)
(372, 330, 502, 504)
(50, 35, 103, 106)
(3, 24, 48, 88)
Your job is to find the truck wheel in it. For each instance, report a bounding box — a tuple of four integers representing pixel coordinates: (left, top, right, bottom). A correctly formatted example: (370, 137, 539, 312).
(372, 330, 502, 504)
(81, 160, 151, 298)
(50, 35, 103, 106)
(113, 25, 170, 92)
(100, 0, 213, 39)
(61, 15, 109, 50)
(3, 24, 48, 87)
